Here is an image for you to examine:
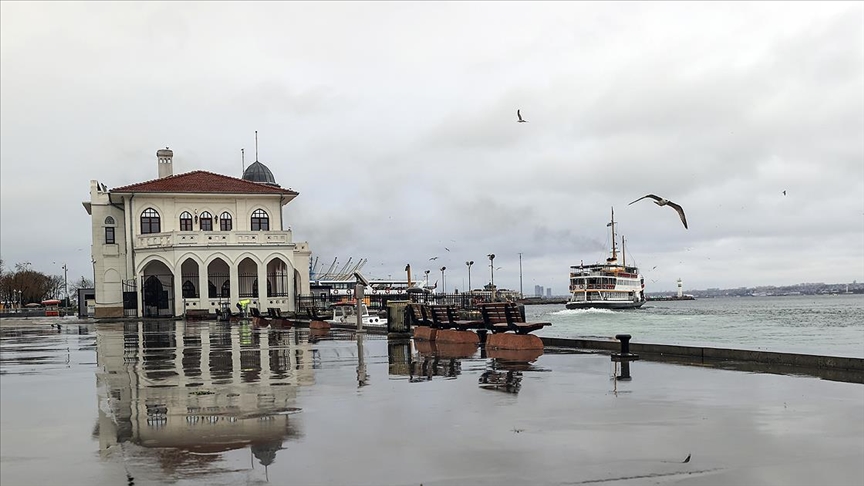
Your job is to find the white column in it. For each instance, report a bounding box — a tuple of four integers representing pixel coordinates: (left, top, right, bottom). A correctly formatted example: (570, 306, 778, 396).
(229, 263, 239, 309)
(257, 260, 268, 311)
(198, 265, 209, 312)
(173, 266, 184, 317)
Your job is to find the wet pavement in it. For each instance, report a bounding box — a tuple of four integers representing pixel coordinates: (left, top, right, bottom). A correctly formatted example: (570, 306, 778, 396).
(1, 317, 862, 486)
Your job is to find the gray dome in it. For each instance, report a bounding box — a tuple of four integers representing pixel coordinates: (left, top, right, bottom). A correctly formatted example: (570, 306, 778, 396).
(242, 161, 277, 185)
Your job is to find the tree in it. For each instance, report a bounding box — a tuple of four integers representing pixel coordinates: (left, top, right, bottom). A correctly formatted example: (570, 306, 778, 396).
(0, 262, 59, 306)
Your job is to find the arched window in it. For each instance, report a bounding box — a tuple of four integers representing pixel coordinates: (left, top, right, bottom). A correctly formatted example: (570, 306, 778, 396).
(251, 209, 269, 231)
(140, 208, 161, 234)
(219, 212, 232, 231)
(104, 216, 116, 244)
(200, 211, 213, 231)
(179, 211, 193, 231)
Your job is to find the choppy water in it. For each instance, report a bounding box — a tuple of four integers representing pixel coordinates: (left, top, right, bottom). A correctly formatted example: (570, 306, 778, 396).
(526, 294, 864, 358)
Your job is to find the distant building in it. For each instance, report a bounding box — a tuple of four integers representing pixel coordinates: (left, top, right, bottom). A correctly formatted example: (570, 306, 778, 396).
(82, 148, 312, 318)
(534, 285, 544, 298)
(546, 288, 552, 298)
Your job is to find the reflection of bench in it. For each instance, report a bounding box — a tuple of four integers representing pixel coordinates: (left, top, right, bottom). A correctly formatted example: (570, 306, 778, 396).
(479, 302, 551, 335)
(267, 307, 283, 318)
(185, 309, 211, 320)
(428, 305, 484, 331)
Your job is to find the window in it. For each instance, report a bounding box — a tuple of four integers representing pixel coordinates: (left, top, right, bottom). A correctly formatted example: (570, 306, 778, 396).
(105, 226, 115, 244)
(251, 209, 269, 231)
(219, 212, 232, 231)
(200, 211, 212, 231)
(179, 211, 193, 231)
(140, 208, 160, 234)
(104, 216, 115, 225)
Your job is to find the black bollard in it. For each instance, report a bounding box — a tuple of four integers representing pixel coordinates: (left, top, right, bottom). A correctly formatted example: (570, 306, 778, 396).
(615, 334, 631, 355)
(611, 334, 638, 362)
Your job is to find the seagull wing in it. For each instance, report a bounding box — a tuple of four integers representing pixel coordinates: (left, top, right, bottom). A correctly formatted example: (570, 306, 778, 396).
(628, 194, 661, 205)
(517, 110, 523, 121)
(667, 201, 688, 229)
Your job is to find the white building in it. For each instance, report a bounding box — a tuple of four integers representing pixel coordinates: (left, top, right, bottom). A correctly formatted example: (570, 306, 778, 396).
(83, 148, 312, 318)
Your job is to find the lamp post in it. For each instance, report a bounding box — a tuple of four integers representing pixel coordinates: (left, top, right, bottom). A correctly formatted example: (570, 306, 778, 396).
(62, 263, 68, 307)
(466, 261, 474, 293)
(487, 254, 495, 297)
(440, 267, 446, 296)
(518, 253, 523, 299)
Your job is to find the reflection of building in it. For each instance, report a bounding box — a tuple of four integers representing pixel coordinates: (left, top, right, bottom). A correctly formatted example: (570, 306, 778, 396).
(95, 322, 315, 472)
(83, 147, 312, 318)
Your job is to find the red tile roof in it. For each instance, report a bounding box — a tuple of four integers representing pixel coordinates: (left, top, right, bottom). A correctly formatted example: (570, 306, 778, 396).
(110, 171, 299, 196)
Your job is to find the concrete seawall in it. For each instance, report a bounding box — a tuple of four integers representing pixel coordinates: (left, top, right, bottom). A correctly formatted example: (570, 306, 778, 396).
(541, 337, 864, 384)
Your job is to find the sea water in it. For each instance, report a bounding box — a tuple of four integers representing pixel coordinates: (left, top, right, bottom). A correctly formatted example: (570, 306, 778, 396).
(526, 294, 864, 358)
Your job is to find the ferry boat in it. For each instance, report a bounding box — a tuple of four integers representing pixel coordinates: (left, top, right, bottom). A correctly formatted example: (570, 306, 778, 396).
(566, 208, 646, 310)
(314, 278, 424, 298)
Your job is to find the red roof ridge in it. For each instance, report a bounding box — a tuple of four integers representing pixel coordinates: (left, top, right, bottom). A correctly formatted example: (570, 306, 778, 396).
(110, 170, 298, 195)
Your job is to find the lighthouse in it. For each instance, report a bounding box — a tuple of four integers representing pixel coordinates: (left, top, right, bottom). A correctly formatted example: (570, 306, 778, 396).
(677, 278, 683, 299)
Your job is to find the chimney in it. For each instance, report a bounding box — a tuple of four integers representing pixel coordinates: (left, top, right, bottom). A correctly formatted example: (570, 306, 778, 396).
(157, 147, 174, 178)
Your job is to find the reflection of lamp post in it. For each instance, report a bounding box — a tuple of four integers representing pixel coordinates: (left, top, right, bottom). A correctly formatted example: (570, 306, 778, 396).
(466, 261, 474, 292)
(440, 267, 446, 295)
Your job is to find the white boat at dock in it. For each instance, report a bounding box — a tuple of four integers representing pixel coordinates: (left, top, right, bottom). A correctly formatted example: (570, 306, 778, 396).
(325, 301, 388, 327)
(566, 208, 646, 310)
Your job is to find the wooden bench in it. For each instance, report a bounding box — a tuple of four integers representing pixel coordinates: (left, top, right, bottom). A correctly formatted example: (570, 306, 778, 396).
(428, 305, 485, 331)
(479, 302, 551, 335)
(407, 303, 433, 327)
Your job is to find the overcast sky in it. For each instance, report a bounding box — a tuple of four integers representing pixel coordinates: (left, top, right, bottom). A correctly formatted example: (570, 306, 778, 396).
(1, 1, 862, 294)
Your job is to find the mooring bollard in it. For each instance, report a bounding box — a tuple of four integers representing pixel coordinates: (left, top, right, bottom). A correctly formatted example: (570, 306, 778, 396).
(615, 334, 632, 356)
(612, 333, 638, 381)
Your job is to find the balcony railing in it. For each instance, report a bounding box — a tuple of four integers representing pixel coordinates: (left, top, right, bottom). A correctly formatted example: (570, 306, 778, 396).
(135, 230, 293, 250)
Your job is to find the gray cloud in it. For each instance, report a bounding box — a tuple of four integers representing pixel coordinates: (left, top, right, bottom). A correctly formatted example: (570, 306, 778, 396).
(1, 2, 862, 292)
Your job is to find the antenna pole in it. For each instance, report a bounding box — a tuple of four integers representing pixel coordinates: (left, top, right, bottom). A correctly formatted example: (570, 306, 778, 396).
(241, 148, 245, 172)
(255, 130, 259, 161)
(611, 207, 618, 261)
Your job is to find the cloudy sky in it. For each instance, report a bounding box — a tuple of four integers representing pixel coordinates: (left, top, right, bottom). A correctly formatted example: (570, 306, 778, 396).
(1, 1, 862, 294)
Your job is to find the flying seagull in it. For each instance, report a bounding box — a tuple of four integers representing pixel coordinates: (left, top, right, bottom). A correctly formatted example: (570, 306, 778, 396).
(517, 110, 528, 123)
(429, 256, 438, 261)
(782, 190, 786, 196)
(683, 453, 691, 463)
(629, 194, 688, 229)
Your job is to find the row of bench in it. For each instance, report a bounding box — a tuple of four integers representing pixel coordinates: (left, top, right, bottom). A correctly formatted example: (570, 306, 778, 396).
(407, 302, 551, 335)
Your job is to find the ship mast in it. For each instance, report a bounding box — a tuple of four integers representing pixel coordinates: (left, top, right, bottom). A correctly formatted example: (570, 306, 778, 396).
(607, 207, 618, 263)
(622, 235, 626, 267)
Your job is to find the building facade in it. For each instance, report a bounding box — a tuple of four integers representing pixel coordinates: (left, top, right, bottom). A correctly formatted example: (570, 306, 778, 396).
(83, 148, 312, 318)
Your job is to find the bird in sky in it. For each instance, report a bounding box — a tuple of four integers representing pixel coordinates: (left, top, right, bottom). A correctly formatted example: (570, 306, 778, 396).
(517, 109, 528, 123)
(783, 190, 786, 196)
(429, 256, 438, 261)
(444, 247, 450, 252)
(683, 454, 691, 463)
(628, 194, 688, 229)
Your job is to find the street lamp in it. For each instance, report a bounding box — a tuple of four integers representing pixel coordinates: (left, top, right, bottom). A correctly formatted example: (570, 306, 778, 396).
(62, 263, 68, 307)
(487, 254, 495, 292)
(466, 261, 474, 292)
(440, 267, 446, 295)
